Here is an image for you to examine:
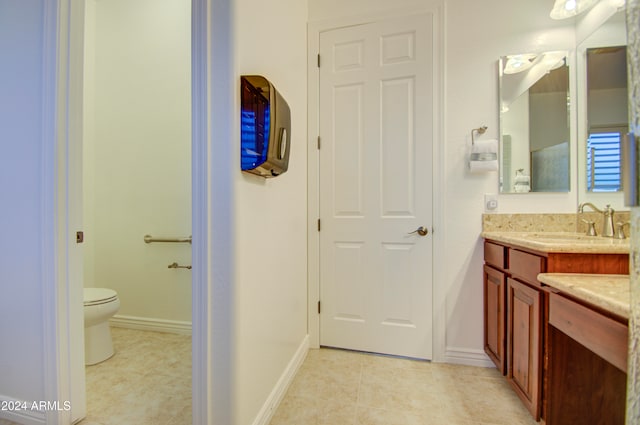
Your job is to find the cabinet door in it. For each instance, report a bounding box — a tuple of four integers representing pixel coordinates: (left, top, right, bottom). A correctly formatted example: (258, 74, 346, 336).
(507, 278, 542, 420)
(483, 265, 506, 374)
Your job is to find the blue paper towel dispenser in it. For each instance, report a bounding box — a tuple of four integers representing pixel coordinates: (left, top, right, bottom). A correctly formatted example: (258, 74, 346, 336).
(240, 75, 291, 177)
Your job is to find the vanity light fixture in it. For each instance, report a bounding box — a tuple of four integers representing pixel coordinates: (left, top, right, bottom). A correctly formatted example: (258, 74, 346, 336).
(550, 0, 599, 19)
(540, 51, 567, 70)
(503, 54, 537, 74)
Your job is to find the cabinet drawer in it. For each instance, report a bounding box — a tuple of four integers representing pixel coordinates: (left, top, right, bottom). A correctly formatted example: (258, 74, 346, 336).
(485, 241, 507, 269)
(549, 293, 628, 373)
(509, 249, 544, 285)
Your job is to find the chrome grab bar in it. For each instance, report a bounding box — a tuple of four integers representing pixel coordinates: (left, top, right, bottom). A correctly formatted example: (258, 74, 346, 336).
(144, 234, 192, 244)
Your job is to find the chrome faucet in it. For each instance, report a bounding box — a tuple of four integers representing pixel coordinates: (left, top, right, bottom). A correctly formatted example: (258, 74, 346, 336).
(578, 202, 615, 237)
(615, 221, 630, 239)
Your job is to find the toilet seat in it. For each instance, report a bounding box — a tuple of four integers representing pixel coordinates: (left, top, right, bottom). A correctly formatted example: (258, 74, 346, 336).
(84, 288, 118, 306)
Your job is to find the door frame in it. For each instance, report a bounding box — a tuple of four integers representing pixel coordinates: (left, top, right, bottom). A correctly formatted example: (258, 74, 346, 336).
(307, 4, 446, 362)
(45, 0, 235, 423)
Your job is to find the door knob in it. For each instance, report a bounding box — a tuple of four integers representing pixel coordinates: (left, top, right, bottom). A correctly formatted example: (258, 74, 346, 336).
(408, 226, 429, 236)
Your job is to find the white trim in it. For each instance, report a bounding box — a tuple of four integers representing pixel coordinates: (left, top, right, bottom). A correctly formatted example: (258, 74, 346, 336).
(0, 395, 46, 425)
(44, 1, 73, 424)
(192, 0, 236, 423)
(191, 0, 212, 423)
(251, 336, 310, 425)
(444, 347, 496, 368)
(66, 1, 88, 422)
(430, 0, 447, 364)
(306, 21, 320, 349)
(306, 2, 446, 361)
(110, 315, 192, 335)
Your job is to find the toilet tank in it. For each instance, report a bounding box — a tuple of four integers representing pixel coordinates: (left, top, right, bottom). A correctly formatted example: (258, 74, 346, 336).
(240, 75, 291, 177)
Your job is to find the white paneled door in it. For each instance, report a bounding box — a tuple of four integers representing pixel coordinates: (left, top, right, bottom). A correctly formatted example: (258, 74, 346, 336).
(319, 14, 434, 359)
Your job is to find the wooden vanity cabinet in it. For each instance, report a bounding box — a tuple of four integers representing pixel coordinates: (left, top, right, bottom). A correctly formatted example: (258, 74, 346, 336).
(483, 239, 629, 422)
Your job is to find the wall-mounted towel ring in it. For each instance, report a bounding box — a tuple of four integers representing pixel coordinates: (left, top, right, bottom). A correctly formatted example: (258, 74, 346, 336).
(468, 125, 498, 172)
(471, 125, 488, 145)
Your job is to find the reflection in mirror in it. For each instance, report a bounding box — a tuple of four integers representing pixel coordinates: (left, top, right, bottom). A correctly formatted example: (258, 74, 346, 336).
(499, 52, 570, 193)
(585, 45, 627, 192)
(577, 6, 627, 208)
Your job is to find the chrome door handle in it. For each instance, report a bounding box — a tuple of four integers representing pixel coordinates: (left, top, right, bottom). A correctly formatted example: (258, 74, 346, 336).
(408, 226, 428, 236)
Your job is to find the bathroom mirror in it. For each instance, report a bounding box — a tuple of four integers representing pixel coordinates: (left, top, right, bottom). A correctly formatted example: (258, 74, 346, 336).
(499, 51, 571, 193)
(577, 8, 628, 208)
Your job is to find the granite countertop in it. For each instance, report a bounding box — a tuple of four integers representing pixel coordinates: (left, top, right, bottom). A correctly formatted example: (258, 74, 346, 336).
(481, 231, 630, 254)
(537, 273, 630, 319)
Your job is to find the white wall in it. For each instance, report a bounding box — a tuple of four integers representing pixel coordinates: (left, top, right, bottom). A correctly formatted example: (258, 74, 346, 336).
(83, 0, 192, 324)
(309, 0, 435, 20)
(309, 0, 576, 363)
(0, 0, 46, 410)
(233, 0, 309, 423)
(436, 0, 575, 361)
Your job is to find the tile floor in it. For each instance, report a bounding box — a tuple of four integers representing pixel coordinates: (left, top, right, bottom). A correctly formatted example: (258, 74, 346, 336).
(0, 337, 538, 425)
(0, 328, 191, 425)
(79, 327, 191, 425)
(268, 348, 538, 425)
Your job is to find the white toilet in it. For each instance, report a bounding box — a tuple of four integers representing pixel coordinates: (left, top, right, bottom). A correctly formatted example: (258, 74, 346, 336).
(84, 287, 120, 365)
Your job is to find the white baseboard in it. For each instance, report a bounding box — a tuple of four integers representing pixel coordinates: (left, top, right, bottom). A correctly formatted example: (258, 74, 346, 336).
(109, 314, 192, 335)
(0, 394, 46, 425)
(251, 335, 310, 425)
(444, 346, 496, 368)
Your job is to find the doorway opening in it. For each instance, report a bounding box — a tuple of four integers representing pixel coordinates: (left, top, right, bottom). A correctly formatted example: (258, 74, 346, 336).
(79, 0, 192, 422)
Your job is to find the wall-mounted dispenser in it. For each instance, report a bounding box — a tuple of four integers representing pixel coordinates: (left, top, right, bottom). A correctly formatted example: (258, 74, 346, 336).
(240, 75, 291, 177)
